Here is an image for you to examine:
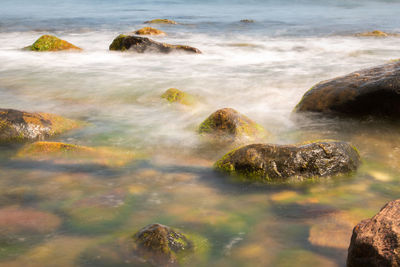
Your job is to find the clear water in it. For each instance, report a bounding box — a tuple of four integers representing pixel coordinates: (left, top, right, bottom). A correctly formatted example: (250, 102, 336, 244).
(0, 0, 400, 266)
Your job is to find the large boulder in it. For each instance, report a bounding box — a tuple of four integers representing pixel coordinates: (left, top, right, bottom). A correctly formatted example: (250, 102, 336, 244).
(198, 108, 268, 143)
(214, 140, 360, 182)
(347, 199, 400, 267)
(0, 108, 81, 143)
(133, 223, 193, 265)
(295, 61, 400, 117)
(24, 35, 81, 51)
(109, 34, 201, 54)
(134, 27, 166, 36)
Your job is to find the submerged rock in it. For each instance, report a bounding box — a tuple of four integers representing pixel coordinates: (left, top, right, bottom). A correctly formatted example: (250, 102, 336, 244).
(240, 19, 255, 23)
(145, 19, 178, 24)
(133, 223, 193, 265)
(347, 199, 400, 267)
(198, 108, 268, 143)
(134, 27, 166, 36)
(24, 35, 81, 51)
(355, 30, 398, 37)
(0, 206, 61, 234)
(214, 140, 360, 182)
(109, 34, 201, 54)
(161, 88, 196, 106)
(16, 141, 136, 167)
(294, 61, 400, 118)
(0, 108, 81, 143)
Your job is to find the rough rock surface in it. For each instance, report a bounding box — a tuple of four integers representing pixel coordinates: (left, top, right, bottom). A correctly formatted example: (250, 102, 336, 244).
(214, 140, 360, 182)
(25, 35, 81, 51)
(133, 223, 192, 265)
(109, 34, 201, 54)
(134, 27, 166, 36)
(294, 61, 400, 117)
(347, 199, 400, 267)
(0, 108, 81, 143)
(198, 108, 268, 143)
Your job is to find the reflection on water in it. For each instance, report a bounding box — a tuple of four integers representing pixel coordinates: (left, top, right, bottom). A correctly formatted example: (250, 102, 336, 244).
(1, 0, 400, 266)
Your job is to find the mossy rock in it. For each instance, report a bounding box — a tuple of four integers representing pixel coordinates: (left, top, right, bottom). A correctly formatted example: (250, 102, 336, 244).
(0, 108, 82, 143)
(144, 19, 178, 24)
(198, 108, 269, 143)
(25, 35, 81, 51)
(109, 34, 201, 54)
(62, 189, 135, 234)
(134, 27, 166, 36)
(294, 61, 400, 118)
(16, 141, 136, 167)
(161, 88, 196, 106)
(133, 224, 209, 266)
(79, 225, 209, 266)
(214, 140, 360, 183)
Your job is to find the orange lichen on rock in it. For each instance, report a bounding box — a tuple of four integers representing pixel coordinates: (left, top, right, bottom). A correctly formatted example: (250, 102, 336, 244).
(134, 27, 166, 36)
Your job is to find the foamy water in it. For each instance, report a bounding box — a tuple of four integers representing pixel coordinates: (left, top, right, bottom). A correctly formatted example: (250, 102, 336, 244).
(1, 0, 400, 266)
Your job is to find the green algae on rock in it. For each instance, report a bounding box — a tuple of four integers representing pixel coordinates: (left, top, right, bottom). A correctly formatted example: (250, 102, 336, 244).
(161, 88, 196, 106)
(198, 108, 268, 143)
(0, 108, 82, 143)
(134, 27, 166, 36)
(214, 140, 360, 182)
(144, 19, 178, 24)
(133, 223, 194, 266)
(16, 141, 136, 167)
(294, 61, 400, 118)
(24, 35, 81, 51)
(109, 34, 201, 54)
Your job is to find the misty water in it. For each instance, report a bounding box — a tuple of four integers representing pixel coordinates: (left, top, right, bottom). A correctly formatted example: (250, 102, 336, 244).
(1, 0, 400, 266)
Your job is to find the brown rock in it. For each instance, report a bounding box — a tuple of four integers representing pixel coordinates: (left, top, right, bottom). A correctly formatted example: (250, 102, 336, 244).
(347, 199, 400, 267)
(134, 27, 166, 36)
(295, 61, 400, 118)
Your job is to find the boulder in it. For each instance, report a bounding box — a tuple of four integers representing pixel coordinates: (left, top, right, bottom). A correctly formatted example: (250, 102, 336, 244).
(294, 61, 400, 118)
(24, 35, 81, 51)
(134, 27, 166, 36)
(144, 19, 178, 24)
(161, 88, 195, 106)
(133, 223, 193, 265)
(0, 108, 81, 143)
(214, 140, 360, 182)
(347, 199, 400, 267)
(109, 34, 201, 54)
(198, 108, 268, 143)
(240, 19, 255, 23)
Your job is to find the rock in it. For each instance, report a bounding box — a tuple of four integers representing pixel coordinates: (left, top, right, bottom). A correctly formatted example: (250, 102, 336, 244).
(109, 34, 201, 54)
(198, 108, 268, 143)
(214, 140, 360, 182)
(144, 19, 178, 24)
(355, 30, 398, 37)
(347, 199, 400, 267)
(294, 61, 400, 117)
(240, 19, 255, 23)
(161, 88, 196, 106)
(0, 108, 81, 143)
(134, 27, 166, 36)
(0, 206, 61, 234)
(16, 141, 136, 167)
(133, 223, 193, 265)
(24, 35, 81, 51)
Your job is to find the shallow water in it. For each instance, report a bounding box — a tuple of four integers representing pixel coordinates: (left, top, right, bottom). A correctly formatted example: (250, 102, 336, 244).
(1, 0, 400, 266)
